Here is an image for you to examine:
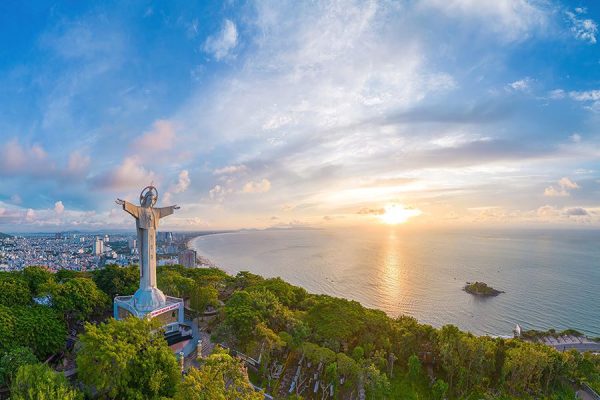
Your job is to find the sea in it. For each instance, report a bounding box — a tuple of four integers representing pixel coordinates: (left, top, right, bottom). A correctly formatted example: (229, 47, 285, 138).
(190, 227, 600, 337)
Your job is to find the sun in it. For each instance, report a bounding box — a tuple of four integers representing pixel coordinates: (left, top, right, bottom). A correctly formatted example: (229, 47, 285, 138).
(379, 204, 422, 225)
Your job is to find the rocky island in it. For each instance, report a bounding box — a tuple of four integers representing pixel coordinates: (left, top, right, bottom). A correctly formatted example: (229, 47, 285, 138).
(464, 281, 504, 297)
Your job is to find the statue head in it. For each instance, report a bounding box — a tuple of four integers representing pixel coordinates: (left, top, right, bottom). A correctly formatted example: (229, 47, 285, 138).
(139, 186, 158, 208)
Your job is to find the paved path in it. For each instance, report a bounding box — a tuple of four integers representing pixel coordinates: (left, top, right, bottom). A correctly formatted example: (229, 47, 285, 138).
(577, 389, 597, 400)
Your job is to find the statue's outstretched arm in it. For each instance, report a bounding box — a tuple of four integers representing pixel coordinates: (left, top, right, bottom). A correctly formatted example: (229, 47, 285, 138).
(116, 199, 139, 218)
(157, 205, 179, 219)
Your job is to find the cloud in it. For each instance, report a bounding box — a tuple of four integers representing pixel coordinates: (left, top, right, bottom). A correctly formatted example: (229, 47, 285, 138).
(10, 194, 22, 205)
(536, 205, 591, 219)
(566, 9, 597, 44)
(543, 177, 580, 197)
(537, 205, 559, 218)
(357, 207, 385, 215)
(208, 184, 231, 201)
(569, 90, 600, 101)
(25, 209, 35, 222)
(242, 179, 271, 194)
(421, 0, 548, 41)
(66, 151, 91, 177)
(54, 201, 65, 214)
(132, 120, 176, 153)
(570, 133, 581, 143)
(203, 19, 238, 60)
(172, 170, 190, 193)
(558, 177, 579, 189)
(548, 89, 566, 99)
(563, 207, 588, 216)
(213, 164, 248, 175)
(508, 78, 533, 92)
(0, 139, 54, 178)
(90, 156, 156, 190)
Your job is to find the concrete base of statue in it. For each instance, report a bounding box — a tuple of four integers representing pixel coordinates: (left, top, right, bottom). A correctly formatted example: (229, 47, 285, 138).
(132, 286, 167, 312)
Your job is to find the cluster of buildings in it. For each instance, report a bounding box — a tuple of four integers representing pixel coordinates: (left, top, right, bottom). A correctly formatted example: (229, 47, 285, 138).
(0, 231, 197, 272)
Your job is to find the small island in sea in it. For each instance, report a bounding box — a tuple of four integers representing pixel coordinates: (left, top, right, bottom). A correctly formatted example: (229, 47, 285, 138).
(464, 281, 504, 296)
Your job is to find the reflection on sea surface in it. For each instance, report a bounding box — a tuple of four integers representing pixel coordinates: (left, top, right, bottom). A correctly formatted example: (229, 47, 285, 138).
(191, 228, 600, 336)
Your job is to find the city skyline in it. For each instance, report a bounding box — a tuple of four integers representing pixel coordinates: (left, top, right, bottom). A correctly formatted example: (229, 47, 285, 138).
(1, 1, 600, 231)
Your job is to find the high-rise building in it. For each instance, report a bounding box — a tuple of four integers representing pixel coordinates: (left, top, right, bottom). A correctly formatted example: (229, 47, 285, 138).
(128, 237, 137, 249)
(178, 249, 196, 268)
(157, 231, 173, 244)
(93, 237, 104, 255)
(104, 234, 110, 243)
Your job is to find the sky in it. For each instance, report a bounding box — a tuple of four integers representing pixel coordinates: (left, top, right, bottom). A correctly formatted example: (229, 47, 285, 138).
(0, 0, 599, 232)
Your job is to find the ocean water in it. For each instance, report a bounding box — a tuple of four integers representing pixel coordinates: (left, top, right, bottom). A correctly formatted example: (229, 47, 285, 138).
(190, 228, 600, 337)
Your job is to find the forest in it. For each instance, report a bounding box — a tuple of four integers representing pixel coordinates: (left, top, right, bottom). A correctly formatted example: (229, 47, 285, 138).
(0, 264, 599, 399)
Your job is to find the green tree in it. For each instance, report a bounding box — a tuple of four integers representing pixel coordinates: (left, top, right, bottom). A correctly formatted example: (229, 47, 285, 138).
(337, 352, 360, 383)
(11, 306, 66, 358)
(55, 269, 88, 282)
(352, 345, 365, 361)
(407, 354, 423, 388)
(364, 363, 390, 399)
(77, 317, 179, 399)
(190, 284, 219, 314)
(158, 269, 196, 298)
(304, 297, 366, 351)
(0, 275, 30, 306)
(502, 342, 561, 396)
(0, 346, 38, 387)
(175, 347, 263, 400)
(10, 363, 82, 400)
(0, 305, 16, 352)
(42, 277, 108, 324)
(431, 379, 448, 400)
(22, 266, 54, 296)
(216, 289, 286, 349)
(92, 264, 139, 298)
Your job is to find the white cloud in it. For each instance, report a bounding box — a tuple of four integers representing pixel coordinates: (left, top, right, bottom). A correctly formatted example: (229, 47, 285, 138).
(90, 156, 156, 190)
(566, 10, 597, 44)
(25, 209, 35, 222)
(548, 89, 566, 99)
(0, 139, 54, 177)
(570, 133, 581, 143)
(543, 186, 568, 197)
(203, 19, 238, 60)
(242, 179, 271, 194)
(213, 164, 248, 175)
(421, 0, 548, 41)
(508, 77, 533, 92)
(558, 177, 579, 189)
(543, 177, 579, 197)
(54, 201, 65, 214)
(208, 184, 232, 201)
(569, 90, 600, 101)
(537, 205, 559, 218)
(67, 151, 91, 177)
(133, 120, 176, 153)
(173, 170, 190, 193)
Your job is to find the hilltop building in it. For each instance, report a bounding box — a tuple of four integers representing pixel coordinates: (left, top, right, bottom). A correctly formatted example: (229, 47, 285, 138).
(178, 249, 197, 268)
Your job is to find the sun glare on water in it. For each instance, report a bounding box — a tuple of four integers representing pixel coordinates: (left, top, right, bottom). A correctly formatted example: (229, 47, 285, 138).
(380, 204, 422, 224)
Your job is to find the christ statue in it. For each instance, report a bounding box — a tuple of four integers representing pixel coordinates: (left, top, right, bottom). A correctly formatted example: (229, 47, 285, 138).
(116, 186, 179, 312)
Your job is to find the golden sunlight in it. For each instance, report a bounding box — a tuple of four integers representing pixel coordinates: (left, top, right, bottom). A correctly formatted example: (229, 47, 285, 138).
(379, 204, 422, 225)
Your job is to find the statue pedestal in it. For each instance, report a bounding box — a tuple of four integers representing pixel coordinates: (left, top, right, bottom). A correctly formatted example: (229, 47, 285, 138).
(114, 292, 185, 336)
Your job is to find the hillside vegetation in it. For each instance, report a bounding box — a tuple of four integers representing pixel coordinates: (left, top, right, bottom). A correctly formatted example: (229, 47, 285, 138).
(0, 265, 598, 399)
